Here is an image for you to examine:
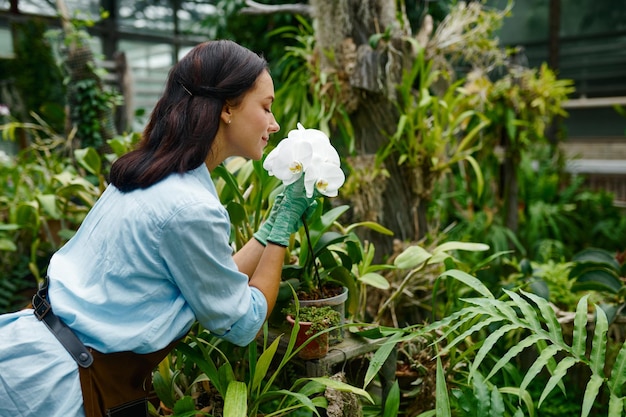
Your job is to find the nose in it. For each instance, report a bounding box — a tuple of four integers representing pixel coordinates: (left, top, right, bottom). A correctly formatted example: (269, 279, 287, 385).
(269, 116, 280, 134)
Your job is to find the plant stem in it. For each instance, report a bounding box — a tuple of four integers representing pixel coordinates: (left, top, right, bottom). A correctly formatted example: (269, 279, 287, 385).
(301, 215, 321, 292)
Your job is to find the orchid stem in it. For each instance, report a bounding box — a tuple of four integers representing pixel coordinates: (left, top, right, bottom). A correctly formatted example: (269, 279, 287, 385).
(301, 215, 320, 292)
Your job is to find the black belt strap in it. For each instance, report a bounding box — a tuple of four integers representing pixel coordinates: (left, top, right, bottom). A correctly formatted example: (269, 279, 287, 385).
(32, 277, 94, 368)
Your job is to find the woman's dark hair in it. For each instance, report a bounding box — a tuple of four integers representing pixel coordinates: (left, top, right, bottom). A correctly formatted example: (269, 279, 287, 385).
(109, 40, 269, 192)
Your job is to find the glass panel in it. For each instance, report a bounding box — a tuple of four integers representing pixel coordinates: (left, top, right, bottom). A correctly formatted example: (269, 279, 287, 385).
(118, 0, 175, 34)
(0, 27, 12, 56)
(487, 0, 549, 44)
(12, 0, 57, 15)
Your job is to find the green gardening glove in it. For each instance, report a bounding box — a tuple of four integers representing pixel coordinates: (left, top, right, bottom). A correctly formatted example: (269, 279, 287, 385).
(253, 194, 284, 246)
(266, 177, 317, 247)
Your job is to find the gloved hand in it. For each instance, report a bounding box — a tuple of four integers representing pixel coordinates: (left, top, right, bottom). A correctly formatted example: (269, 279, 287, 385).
(265, 176, 317, 247)
(253, 194, 284, 246)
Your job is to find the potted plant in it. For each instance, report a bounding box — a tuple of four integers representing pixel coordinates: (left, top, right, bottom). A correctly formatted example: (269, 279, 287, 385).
(283, 304, 342, 360)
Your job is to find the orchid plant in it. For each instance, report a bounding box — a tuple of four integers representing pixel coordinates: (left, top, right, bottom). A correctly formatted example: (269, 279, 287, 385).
(262, 123, 345, 199)
(263, 123, 348, 296)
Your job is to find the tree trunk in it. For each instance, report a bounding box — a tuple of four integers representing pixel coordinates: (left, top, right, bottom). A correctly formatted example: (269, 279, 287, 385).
(310, 0, 419, 254)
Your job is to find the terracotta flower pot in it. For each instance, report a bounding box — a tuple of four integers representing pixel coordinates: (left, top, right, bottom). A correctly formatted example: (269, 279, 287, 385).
(286, 315, 330, 360)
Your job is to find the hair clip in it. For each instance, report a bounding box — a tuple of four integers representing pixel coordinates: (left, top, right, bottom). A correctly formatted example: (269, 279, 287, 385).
(177, 80, 193, 97)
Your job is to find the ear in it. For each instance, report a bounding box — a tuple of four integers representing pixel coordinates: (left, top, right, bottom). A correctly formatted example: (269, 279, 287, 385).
(220, 105, 232, 125)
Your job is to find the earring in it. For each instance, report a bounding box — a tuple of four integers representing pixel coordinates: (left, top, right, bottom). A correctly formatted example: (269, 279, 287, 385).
(228, 120, 231, 124)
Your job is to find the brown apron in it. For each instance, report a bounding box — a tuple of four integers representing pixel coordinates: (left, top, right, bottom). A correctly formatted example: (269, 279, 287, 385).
(78, 338, 180, 417)
(30, 278, 183, 417)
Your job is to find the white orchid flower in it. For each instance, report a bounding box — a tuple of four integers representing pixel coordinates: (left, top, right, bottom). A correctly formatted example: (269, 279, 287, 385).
(263, 135, 313, 185)
(304, 158, 345, 197)
(263, 122, 345, 197)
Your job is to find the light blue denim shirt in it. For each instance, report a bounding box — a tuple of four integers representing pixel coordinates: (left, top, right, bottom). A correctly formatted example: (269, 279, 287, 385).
(47, 163, 267, 352)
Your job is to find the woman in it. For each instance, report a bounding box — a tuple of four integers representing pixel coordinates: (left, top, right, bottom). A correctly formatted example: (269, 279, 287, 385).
(0, 40, 312, 417)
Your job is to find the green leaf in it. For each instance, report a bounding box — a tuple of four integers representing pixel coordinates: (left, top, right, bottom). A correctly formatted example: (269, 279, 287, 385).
(486, 334, 545, 381)
(522, 291, 563, 343)
(538, 357, 577, 407)
(489, 384, 506, 417)
(608, 338, 626, 395)
(470, 323, 521, 381)
(573, 248, 621, 271)
(573, 295, 590, 358)
(363, 331, 402, 388)
(172, 396, 197, 414)
(439, 269, 494, 299)
(36, 194, 61, 219)
(435, 355, 451, 417)
(434, 241, 490, 253)
(74, 147, 101, 176)
(383, 381, 400, 417)
(608, 393, 625, 416)
(252, 335, 281, 392)
(581, 374, 604, 417)
(499, 387, 535, 417)
(505, 290, 542, 333)
(0, 237, 17, 251)
(394, 245, 432, 269)
(309, 377, 374, 403)
(589, 305, 608, 375)
(520, 345, 561, 394)
(572, 269, 623, 294)
(358, 272, 390, 289)
(223, 381, 247, 417)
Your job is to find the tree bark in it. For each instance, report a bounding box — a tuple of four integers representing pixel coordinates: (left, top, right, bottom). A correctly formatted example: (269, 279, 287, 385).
(309, 0, 419, 254)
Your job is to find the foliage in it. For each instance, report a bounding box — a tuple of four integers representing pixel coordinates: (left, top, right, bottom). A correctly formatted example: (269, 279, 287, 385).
(365, 268, 626, 416)
(0, 117, 100, 284)
(283, 304, 341, 335)
(152, 322, 373, 416)
(10, 19, 66, 133)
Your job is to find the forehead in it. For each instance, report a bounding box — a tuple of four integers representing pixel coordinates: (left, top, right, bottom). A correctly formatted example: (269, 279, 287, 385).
(248, 71, 275, 98)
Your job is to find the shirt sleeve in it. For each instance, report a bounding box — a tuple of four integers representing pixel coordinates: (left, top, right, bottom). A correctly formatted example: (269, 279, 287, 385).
(159, 200, 267, 346)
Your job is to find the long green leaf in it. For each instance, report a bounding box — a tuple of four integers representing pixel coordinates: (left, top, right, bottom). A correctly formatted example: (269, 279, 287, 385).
(504, 289, 542, 333)
(486, 334, 546, 381)
(608, 338, 626, 394)
(439, 269, 494, 299)
(435, 355, 451, 417)
(608, 393, 625, 416)
(394, 245, 432, 269)
(538, 357, 577, 407)
(470, 323, 522, 381)
(490, 384, 506, 417)
(363, 331, 403, 388)
(309, 377, 374, 403)
(223, 381, 247, 417)
(581, 374, 604, 417)
(573, 295, 590, 358)
(252, 335, 281, 392)
(383, 381, 400, 417)
(440, 316, 503, 354)
(521, 291, 563, 343)
(520, 345, 561, 394)
(589, 305, 608, 375)
(499, 387, 535, 417)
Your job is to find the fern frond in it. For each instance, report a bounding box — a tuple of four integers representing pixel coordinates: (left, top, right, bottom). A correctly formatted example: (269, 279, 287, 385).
(440, 315, 503, 354)
(469, 323, 523, 381)
(572, 295, 590, 357)
(589, 305, 608, 375)
(486, 334, 546, 381)
(538, 356, 577, 408)
(439, 269, 494, 299)
(608, 393, 625, 416)
(608, 338, 626, 395)
(581, 374, 604, 417)
(519, 344, 562, 394)
(520, 290, 563, 342)
(504, 289, 543, 334)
